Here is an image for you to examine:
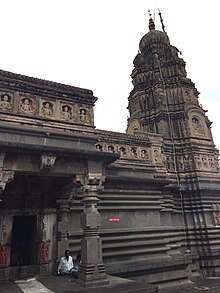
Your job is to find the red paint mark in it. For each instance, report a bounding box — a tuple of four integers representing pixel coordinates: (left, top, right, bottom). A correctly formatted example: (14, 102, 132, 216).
(39, 242, 49, 263)
(108, 218, 120, 222)
(214, 212, 220, 226)
(0, 246, 8, 267)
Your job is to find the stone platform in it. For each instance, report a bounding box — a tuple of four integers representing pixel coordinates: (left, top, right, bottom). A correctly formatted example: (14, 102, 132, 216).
(39, 275, 158, 293)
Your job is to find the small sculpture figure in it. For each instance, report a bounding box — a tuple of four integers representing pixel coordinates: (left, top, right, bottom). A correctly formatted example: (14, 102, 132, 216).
(119, 147, 126, 157)
(20, 98, 34, 114)
(0, 94, 12, 111)
(61, 105, 72, 120)
(154, 149, 159, 163)
(130, 147, 137, 158)
(95, 144, 103, 151)
(79, 108, 87, 121)
(141, 149, 148, 159)
(42, 102, 53, 116)
(192, 117, 205, 135)
(108, 145, 115, 153)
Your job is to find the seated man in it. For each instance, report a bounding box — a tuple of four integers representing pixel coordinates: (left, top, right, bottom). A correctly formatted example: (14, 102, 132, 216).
(58, 250, 78, 276)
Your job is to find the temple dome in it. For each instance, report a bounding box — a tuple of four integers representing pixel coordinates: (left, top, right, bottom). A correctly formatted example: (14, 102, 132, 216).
(139, 17, 170, 52)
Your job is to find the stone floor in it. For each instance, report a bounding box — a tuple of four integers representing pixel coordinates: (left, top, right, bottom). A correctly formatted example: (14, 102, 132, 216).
(1, 275, 220, 292)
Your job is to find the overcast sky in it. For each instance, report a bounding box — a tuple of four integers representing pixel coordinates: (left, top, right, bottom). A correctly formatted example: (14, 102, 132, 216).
(0, 1, 219, 149)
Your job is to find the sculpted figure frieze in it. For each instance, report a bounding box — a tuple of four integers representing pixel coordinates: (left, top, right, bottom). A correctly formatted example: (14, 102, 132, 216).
(141, 149, 149, 159)
(41, 101, 54, 117)
(119, 146, 127, 157)
(61, 104, 72, 121)
(0, 94, 12, 112)
(20, 97, 35, 114)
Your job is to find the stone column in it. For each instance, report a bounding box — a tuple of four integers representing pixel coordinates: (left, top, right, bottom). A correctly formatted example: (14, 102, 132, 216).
(77, 176, 109, 288)
(0, 153, 14, 277)
(56, 198, 70, 260)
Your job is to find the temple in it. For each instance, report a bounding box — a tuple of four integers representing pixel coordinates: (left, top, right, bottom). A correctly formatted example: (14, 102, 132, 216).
(0, 13, 220, 288)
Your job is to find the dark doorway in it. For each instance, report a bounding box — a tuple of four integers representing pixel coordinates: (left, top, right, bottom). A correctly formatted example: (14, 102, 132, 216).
(10, 215, 36, 267)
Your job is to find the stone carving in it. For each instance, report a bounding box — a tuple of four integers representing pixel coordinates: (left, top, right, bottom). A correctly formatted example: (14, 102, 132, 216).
(107, 145, 115, 153)
(183, 155, 193, 170)
(190, 155, 218, 171)
(177, 156, 183, 171)
(139, 95, 146, 110)
(201, 157, 208, 169)
(0, 94, 12, 111)
(141, 149, 149, 159)
(165, 155, 175, 171)
(195, 156, 202, 169)
(42, 215, 48, 241)
(192, 117, 205, 135)
(41, 101, 54, 117)
(130, 147, 137, 158)
(155, 87, 165, 105)
(95, 144, 103, 151)
(0, 170, 14, 194)
(157, 120, 168, 134)
(184, 90, 192, 103)
(20, 97, 34, 114)
(40, 154, 56, 170)
(208, 157, 215, 170)
(180, 119, 187, 137)
(61, 105, 72, 121)
(132, 101, 139, 113)
(119, 146, 127, 157)
(153, 149, 161, 164)
(79, 108, 87, 122)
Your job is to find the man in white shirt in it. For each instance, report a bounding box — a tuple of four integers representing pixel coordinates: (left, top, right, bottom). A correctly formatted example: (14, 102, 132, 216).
(58, 250, 77, 276)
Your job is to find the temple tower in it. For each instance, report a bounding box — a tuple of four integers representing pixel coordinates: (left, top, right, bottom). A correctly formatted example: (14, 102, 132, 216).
(127, 13, 220, 275)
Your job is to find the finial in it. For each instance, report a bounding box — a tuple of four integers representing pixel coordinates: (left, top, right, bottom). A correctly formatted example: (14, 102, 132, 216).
(148, 9, 155, 31)
(158, 9, 166, 33)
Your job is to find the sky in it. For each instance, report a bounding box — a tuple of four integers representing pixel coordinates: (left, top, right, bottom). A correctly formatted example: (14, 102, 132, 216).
(0, 1, 219, 149)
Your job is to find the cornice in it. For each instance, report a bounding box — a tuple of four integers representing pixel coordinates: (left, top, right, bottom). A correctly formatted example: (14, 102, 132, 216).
(0, 69, 97, 103)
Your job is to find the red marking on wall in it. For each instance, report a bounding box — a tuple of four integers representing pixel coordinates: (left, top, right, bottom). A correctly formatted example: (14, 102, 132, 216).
(214, 212, 220, 226)
(108, 218, 120, 222)
(0, 246, 8, 267)
(39, 242, 49, 263)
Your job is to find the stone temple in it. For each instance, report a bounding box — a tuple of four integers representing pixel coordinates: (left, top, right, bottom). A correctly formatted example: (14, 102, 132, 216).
(0, 14, 220, 288)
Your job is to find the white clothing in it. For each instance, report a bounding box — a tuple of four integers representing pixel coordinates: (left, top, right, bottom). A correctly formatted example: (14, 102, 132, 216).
(58, 256, 74, 274)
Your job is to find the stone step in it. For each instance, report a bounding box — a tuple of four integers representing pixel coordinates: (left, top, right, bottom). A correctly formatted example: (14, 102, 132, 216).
(63, 275, 158, 293)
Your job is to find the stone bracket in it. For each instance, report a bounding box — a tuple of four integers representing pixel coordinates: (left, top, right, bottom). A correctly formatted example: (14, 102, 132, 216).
(40, 154, 57, 171)
(0, 170, 15, 194)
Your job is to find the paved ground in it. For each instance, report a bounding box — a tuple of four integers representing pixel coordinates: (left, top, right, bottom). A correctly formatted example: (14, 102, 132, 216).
(1, 275, 220, 292)
(159, 277, 220, 292)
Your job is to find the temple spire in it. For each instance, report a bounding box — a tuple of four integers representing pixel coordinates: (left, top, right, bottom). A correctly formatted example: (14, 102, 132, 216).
(148, 9, 155, 31)
(158, 9, 166, 33)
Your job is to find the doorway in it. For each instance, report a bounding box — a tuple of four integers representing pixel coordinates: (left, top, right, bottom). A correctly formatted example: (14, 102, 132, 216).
(10, 215, 36, 267)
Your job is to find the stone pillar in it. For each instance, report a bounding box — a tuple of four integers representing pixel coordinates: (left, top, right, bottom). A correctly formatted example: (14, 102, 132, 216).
(56, 198, 70, 260)
(77, 176, 109, 287)
(0, 153, 14, 278)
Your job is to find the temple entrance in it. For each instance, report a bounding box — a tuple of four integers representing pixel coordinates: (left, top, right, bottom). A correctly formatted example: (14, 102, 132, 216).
(10, 215, 37, 267)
